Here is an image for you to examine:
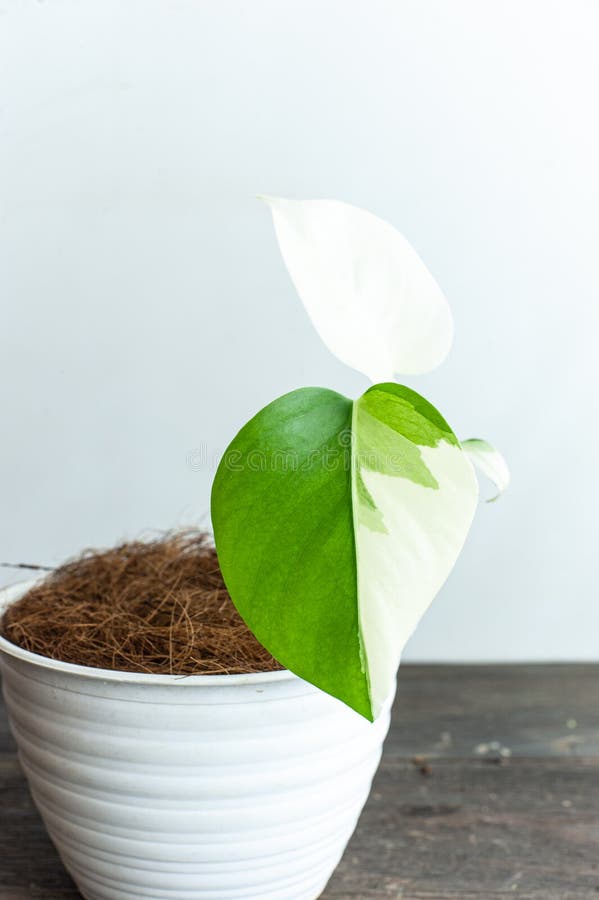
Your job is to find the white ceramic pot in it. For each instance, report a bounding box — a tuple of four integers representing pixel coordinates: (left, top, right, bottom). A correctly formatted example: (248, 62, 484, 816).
(0, 582, 393, 900)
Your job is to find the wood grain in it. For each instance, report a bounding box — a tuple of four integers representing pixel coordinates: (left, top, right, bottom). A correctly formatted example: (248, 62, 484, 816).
(1, 664, 598, 899)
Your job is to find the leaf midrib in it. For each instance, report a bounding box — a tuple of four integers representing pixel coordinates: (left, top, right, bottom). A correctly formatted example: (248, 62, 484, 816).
(350, 398, 373, 717)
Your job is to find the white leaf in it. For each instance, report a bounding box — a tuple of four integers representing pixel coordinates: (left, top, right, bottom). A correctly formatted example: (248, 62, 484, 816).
(262, 196, 454, 381)
(461, 438, 510, 502)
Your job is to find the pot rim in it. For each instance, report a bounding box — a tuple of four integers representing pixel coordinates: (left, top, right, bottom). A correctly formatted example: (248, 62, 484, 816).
(0, 579, 293, 687)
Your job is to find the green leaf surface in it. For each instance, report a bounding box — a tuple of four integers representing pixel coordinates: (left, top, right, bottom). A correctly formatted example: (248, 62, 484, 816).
(211, 384, 478, 720)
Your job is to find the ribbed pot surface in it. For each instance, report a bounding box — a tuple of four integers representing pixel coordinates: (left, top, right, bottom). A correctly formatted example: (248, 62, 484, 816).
(0, 582, 392, 900)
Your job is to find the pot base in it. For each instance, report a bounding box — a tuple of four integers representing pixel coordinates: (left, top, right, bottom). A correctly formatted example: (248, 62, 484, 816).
(1, 582, 392, 900)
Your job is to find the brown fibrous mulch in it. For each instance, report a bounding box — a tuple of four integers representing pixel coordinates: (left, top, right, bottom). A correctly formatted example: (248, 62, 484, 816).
(0, 530, 282, 676)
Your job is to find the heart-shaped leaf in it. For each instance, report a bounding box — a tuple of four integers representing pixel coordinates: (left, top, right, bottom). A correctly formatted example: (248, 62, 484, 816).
(211, 383, 478, 720)
(263, 196, 454, 380)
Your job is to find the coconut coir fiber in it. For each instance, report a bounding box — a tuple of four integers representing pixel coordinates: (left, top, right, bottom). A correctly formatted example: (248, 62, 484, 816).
(1, 531, 282, 676)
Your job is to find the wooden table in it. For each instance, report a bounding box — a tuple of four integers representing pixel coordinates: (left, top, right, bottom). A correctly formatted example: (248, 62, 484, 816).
(2, 665, 598, 899)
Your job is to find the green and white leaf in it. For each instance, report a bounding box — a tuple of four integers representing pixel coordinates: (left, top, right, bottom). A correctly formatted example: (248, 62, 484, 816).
(263, 196, 454, 381)
(211, 383, 478, 721)
(461, 438, 510, 502)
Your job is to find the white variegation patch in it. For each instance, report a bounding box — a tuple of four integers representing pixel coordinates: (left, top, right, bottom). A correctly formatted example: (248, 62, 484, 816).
(263, 196, 454, 381)
(354, 439, 479, 717)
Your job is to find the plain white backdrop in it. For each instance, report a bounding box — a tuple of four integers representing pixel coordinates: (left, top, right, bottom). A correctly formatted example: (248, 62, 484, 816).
(1, 1, 597, 660)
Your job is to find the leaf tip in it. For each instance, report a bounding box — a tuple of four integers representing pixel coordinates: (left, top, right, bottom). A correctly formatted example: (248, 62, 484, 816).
(462, 438, 510, 501)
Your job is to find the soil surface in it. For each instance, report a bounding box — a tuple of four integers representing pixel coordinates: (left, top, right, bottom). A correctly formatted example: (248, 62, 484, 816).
(1, 530, 282, 675)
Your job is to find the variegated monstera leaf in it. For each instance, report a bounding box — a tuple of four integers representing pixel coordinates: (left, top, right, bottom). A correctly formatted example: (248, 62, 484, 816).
(212, 382, 478, 720)
(211, 197, 508, 719)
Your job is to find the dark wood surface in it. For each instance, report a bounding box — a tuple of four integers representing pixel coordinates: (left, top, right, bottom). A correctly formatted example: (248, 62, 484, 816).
(1, 665, 598, 899)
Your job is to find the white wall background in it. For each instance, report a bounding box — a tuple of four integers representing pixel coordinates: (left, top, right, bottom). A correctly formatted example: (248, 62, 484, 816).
(1, 0, 597, 660)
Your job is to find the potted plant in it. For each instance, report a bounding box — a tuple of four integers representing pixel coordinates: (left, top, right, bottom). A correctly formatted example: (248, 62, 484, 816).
(0, 197, 508, 900)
